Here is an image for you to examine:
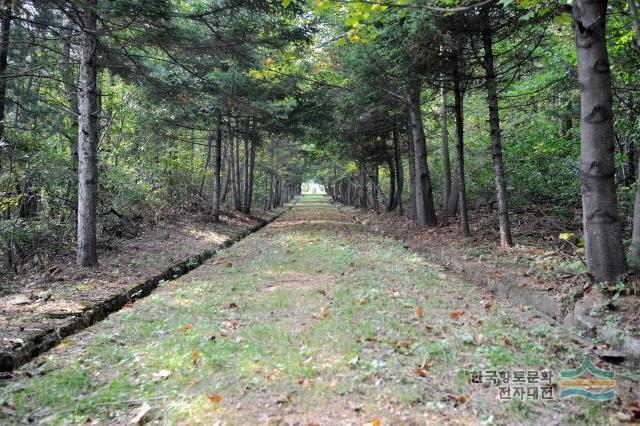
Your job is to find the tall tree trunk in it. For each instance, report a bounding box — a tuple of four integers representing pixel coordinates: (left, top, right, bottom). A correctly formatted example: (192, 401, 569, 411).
(242, 136, 250, 213)
(406, 110, 417, 221)
(574, 0, 628, 281)
(453, 61, 470, 237)
(439, 87, 452, 210)
(372, 166, 379, 213)
(230, 129, 241, 211)
(446, 174, 459, 215)
(246, 138, 256, 213)
(212, 113, 223, 222)
(407, 80, 437, 227)
(221, 143, 231, 204)
(358, 162, 368, 209)
(386, 156, 396, 212)
(269, 173, 275, 210)
(393, 126, 404, 214)
(76, 0, 99, 267)
(482, 19, 513, 247)
(0, 0, 13, 270)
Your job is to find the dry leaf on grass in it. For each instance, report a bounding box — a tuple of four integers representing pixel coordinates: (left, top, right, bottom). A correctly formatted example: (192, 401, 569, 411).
(206, 394, 222, 404)
(451, 394, 468, 404)
(449, 309, 465, 320)
(416, 306, 424, 319)
(191, 349, 201, 365)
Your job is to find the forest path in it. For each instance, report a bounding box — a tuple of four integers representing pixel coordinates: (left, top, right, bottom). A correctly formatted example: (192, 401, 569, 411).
(1, 195, 611, 425)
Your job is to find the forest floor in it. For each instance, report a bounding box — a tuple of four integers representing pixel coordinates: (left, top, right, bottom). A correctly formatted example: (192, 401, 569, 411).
(346, 203, 640, 359)
(0, 206, 285, 371)
(1, 194, 638, 425)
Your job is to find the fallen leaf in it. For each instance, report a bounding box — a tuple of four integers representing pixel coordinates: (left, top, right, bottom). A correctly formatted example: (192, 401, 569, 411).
(425, 324, 433, 332)
(451, 394, 468, 403)
(364, 419, 381, 426)
(224, 261, 233, 268)
(483, 301, 493, 310)
(449, 309, 465, 320)
(394, 337, 416, 349)
(415, 368, 428, 377)
(192, 349, 201, 365)
(207, 394, 222, 403)
(228, 302, 238, 309)
(416, 306, 424, 319)
(180, 324, 192, 332)
(129, 402, 151, 425)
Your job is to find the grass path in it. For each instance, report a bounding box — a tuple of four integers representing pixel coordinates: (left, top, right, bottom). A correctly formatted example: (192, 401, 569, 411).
(0, 195, 619, 425)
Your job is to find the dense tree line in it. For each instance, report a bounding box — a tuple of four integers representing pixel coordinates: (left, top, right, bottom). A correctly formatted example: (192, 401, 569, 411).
(2, 0, 640, 289)
(0, 0, 310, 273)
(309, 0, 640, 284)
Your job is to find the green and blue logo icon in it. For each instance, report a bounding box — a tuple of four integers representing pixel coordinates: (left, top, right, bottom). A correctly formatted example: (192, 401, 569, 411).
(559, 357, 615, 400)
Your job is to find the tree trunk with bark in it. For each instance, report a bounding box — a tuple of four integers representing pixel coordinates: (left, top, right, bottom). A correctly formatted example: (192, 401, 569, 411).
(453, 61, 470, 237)
(358, 162, 368, 209)
(482, 19, 513, 247)
(76, 0, 99, 267)
(246, 138, 256, 213)
(212, 113, 223, 222)
(386, 156, 396, 212)
(392, 126, 404, 214)
(372, 166, 379, 213)
(439, 87, 452, 211)
(407, 81, 437, 227)
(242, 135, 250, 213)
(406, 111, 417, 221)
(230, 130, 241, 211)
(0, 0, 13, 270)
(573, 0, 627, 281)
